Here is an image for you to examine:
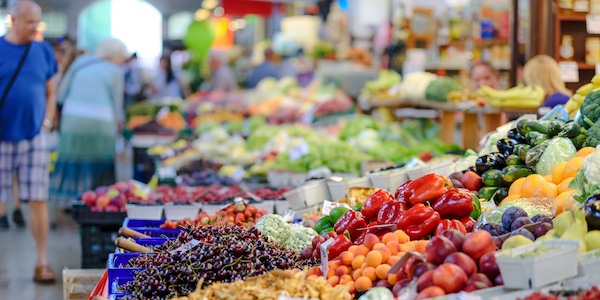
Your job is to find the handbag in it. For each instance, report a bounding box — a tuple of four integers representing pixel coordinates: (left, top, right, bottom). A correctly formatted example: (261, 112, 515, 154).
(0, 43, 32, 109)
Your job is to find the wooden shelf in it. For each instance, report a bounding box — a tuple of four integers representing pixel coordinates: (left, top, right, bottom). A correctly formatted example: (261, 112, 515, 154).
(577, 62, 596, 69)
(558, 13, 587, 21)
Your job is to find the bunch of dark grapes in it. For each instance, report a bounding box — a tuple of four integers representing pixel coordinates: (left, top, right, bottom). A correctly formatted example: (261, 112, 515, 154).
(177, 160, 222, 176)
(120, 226, 318, 300)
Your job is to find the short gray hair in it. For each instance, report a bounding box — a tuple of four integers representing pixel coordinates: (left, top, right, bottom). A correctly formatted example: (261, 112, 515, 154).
(95, 38, 128, 60)
(10, 0, 41, 17)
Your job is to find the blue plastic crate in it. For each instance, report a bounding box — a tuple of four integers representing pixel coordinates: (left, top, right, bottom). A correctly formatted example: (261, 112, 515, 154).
(115, 238, 168, 253)
(109, 292, 130, 300)
(128, 227, 183, 238)
(110, 276, 135, 295)
(107, 252, 149, 291)
(122, 218, 165, 228)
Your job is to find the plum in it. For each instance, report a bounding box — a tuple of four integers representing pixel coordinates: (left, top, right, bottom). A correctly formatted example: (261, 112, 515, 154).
(510, 217, 533, 231)
(510, 227, 535, 241)
(533, 222, 553, 239)
(501, 207, 528, 231)
(480, 223, 508, 236)
(531, 214, 553, 224)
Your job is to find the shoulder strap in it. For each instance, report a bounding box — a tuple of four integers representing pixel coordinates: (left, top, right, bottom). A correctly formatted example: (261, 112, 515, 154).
(0, 43, 32, 108)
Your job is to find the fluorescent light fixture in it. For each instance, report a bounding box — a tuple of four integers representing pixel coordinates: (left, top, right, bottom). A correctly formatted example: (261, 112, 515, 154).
(202, 0, 218, 10)
(213, 6, 224, 17)
(194, 9, 211, 20)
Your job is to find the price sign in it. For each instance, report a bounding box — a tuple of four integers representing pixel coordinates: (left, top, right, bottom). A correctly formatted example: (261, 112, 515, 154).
(171, 239, 200, 254)
(156, 166, 177, 179)
(321, 200, 352, 215)
(320, 238, 334, 277)
(559, 61, 579, 83)
(588, 14, 600, 34)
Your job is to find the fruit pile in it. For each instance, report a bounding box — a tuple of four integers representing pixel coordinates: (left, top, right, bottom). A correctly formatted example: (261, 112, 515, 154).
(81, 182, 147, 212)
(520, 286, 600, 300)
(160, 202, 268, 229)
(479, 206, 554, 247)
(306, 230, 428, 295)
(176, 159, 223, 175)
(149, 185, 288, 204)
(120, 226, 318, 299)
(156, 111, 186, 131)
(178, 170, 236, 186)
(398, 230, 503, 298)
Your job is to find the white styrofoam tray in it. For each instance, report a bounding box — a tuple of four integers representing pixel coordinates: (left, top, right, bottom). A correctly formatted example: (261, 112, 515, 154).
(327, 177, 372, 200)
(367, 168, 408, 192)
(284, 180, 331, 210)
(163, 204, 200, 220)
(406, 165, 430, 180)
(577, 249, 600, 276)
(125, 204, 164, 220)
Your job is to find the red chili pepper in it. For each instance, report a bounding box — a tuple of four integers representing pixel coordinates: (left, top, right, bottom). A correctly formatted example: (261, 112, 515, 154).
(406, 173, 452, 206)
(434, 219, 467, 236)
(459, 216, 477, 232)
(328, 234, 353, 260)
(377, 200, 407, 225)
(334, 210, 367, 238)
(432, 188, 474, 219)
(361, 189, 394, 220)
(396, 203, 441, 240)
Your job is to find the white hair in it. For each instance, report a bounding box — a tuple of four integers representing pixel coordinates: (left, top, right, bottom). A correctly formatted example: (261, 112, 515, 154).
(95, 38, 128, 60)
(10, 0, 41, 17)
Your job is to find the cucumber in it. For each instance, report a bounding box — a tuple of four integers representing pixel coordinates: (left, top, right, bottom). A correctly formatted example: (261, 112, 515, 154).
(491, 188, 509, 205)
(501, 165, 534, 183)
(525, 131, 548, 146)
(481, 169, 503, 187)
(545, 120, 563, 137)
(505, 154, 524, 166)
(513, 144, 531, 161)
(517, 120, 548, 135)
(478, 186, 499, 200)
(558, 122, 582, 138)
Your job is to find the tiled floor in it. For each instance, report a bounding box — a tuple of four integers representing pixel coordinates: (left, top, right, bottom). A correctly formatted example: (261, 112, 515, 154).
(0, 204, 82, 300)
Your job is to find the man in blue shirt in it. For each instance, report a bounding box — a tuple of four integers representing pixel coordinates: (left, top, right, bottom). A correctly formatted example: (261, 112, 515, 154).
(246, 48, 280, 88)
(0, 0, 58, 283)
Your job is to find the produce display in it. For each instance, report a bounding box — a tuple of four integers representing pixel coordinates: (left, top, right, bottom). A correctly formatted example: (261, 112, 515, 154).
(565, 75, 600, 118)
(478, 85, 545, 108)
(159, 202, 268, 229)
(81, 182, 147, 212)
(520, 286, 600, 300)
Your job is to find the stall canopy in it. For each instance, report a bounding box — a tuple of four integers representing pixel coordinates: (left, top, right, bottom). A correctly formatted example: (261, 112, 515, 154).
(222, 0, 284, 16)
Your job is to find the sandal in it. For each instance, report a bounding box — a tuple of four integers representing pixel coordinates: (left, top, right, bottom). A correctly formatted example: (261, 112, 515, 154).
(33, 265, 56, 284)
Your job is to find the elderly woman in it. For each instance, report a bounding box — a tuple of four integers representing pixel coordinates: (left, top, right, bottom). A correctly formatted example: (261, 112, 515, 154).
(50, 38, 127, 206)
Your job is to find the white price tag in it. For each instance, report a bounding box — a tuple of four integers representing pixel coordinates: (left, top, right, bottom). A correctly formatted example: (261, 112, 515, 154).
(156, 106, 170, 119)
(231, 166, 246, 182)
(588, 14, 600, 33)
(321, 200, 352, 215)
(157, 166, 177, 178)
(320, 238, 335, 277)
(596, 63, 600, 75)
(289, 140, 310, 162)
(171, 239, 200, 254)
(559, 61, 579, 83)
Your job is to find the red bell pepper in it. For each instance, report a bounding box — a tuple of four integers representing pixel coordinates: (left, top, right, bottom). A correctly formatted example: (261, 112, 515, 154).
(377, 200, 407, 225)
(334, 210, 367, 238)
(361, 189, 394, 220)
(432, 188, 474, 219)
(460, 216, 477, 232)
(328, 234, 353, 259)
(394, 180, 413, 202)
(396, 203, 441, 240)
(406, 173, 452, 206)
(434, 219, 467, 236)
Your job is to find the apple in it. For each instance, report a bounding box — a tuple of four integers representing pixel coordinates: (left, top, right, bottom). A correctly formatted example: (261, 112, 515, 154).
(110, 195, 126, 208)
(462, 231, 496, 262)
(416, 286, 445, 300)
(105, 204, 119, 212)
(425, 236, 457, 265)
(96, 195, 110, 209)
(91, 205, 103, 212)
(95, 186, 108, 196)
(417, 269, 435, 292)
(439, 229, 466, 251)
(463, 281, 490, 292)
(479, 252, 500, 282)
(375, 280, 391, 288)
(113, 182, 129, 192)
(467, 273, 493, 287)
(494, 274, 504, 286)
(413, 262, 437, 278)
(106, 188, 120, 199)
(81, 191, 97, 207)
(122, 188, 134, 199)
(444, 252, 477, 276)
(433, 263, 468, 293)
(392, 279, 412, 295)
(119, 206, 127, 212)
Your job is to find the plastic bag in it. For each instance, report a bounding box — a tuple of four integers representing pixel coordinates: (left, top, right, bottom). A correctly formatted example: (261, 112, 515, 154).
(478, 197, 557, 226)
(535, 137, 576, 176)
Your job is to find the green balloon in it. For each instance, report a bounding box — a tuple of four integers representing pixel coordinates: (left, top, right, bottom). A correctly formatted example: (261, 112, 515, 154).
(184, 20, 216, 60)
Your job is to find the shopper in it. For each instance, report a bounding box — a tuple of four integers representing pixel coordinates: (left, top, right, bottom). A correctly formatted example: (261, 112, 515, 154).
(246, 48, 279, 88)
(123, 52, 144, 109)
(50, 38, 127, 211)
(470, 61, 500, 89)
(150, 54, 190, 99)
(523, 55, 572, 108)
(0, 0, 58, 283)
(203, 51, 238, 92)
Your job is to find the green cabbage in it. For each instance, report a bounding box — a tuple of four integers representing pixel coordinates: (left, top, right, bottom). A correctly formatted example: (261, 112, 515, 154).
(536, 137, 577, 176)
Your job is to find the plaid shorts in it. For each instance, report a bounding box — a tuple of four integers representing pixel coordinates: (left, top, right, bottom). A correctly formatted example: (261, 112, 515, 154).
(0, 132, 49, 202)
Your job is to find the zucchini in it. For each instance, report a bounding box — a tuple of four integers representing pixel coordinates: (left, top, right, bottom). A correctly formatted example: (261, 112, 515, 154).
(545, 120, 564, 137)
(505, 154, 524, 166)
(478, 186, 500, 200)
(513, 144, 531, 161)
(501, 165, 533, 183)
(482, 169, 503, 187)
(558, 122, 582, 138)
(491, 188, 509, 205)
(525, 131, 548, 146)
(517, 120, 548, 135)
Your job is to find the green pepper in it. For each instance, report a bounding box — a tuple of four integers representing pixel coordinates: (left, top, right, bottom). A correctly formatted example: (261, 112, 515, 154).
(470, 194, 482, 220)
(478, 186, 499, 200)
(353, 203, 363, 211)
(313, 216, 332, 234)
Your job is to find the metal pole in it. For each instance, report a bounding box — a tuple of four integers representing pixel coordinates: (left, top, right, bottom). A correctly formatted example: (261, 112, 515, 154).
(509, 0, 519, 87)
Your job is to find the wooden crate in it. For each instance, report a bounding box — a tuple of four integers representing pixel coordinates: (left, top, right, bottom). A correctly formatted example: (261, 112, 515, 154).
(63, 268, 105, 300)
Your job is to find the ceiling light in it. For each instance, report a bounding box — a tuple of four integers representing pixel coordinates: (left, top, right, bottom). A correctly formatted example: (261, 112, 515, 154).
(194, 9, 210, 21)
(213, 6, 224, 17)
(202, 0, 218, 10)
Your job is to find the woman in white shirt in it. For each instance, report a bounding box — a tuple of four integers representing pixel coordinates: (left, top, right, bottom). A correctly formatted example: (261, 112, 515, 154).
(150, 55, 189, 99)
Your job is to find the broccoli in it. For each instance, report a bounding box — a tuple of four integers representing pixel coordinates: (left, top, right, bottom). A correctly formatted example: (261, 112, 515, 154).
(424, 77, 461, 102)
(578, 90, 600, 129)
(584, 121, 600, 148)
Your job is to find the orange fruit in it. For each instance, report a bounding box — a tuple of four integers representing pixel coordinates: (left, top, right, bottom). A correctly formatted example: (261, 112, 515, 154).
(554, 190, 576, 215)
(373, 243, 386, 250)
(375, 264, 392, 280)
(561, 190, 579, 212)
(388, 273, 398, 285)
(345, 280, 356, 294)
(352, 269, 362, 280)
(530, 182, 559, 198)
(348, 245, 358, 255)
(559, 177, 574, 194)
(360, 262, 367, 270)
(339, 251, 354, 266)
(415, 240, 429, 253)
(336, 266, 351, 277)
(386, 241, 401, 255)
(387, 255, 401, 266)
(362, 267, 377, 281)
(339, 274, 353, 285)
(509, 177, 527, 196)
(564, 157, 584, 179)
(351, 255, 366, 270)
(366, 251, 383, 267)
(378, 247, 391, 263)
(544, 174, 553, 182)
(382, 232, 399, 244)
(399, 244, 410, 252)
(364, 234, 380, 250)
(394, 230, 410, 243)
(355, 276, 373, 291)
(499, 193, 522, 206)
(330, 261, 342, 269)
(551, 162, 568, 184)
(326, 268, 336, 278)
(327, 275, 340, 286)
(354, 245, 370, 257)
(576, 147, 596, 157)
(521, 174, 547, 198)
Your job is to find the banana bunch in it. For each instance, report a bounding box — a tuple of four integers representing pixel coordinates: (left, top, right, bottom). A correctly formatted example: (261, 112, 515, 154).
(478, 84, 545, 108)
(565, 74, 600, 118)
(361, 70, 402, 98)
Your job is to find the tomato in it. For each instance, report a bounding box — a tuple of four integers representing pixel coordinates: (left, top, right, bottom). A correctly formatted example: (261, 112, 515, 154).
(432, 263, 468, 294)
